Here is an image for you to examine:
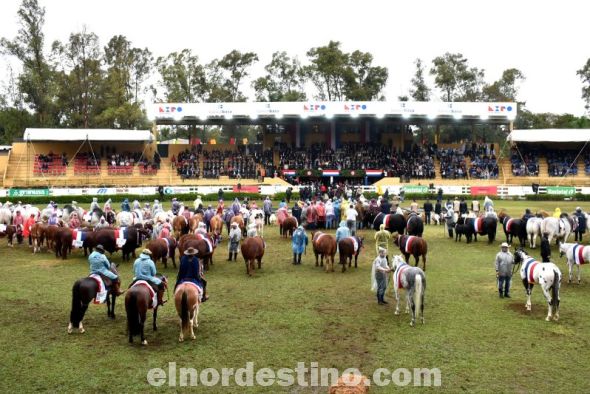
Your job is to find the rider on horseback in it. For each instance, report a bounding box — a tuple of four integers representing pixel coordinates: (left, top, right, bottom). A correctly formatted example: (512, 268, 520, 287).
(171, 198, 180, 215)
(132, 249, 165, 305)
(121, 198, 131, 212)
(90, 197, 99, 212)
(176, 247, 208, 302)
(89, 245, 122, 295)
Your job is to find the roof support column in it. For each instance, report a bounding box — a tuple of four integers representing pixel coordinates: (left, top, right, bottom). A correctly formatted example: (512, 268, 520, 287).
(364, 120, 371, 143)
(330, 120, 336, 150)
(435, 124, 440, 145)
(295, 120, 301, 148)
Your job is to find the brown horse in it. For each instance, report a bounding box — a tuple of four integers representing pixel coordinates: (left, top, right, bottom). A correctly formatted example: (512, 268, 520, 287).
(174, 282, 202, 342)
(0, 224, 19, 246)
(393, 233, 428, 271)
(146, 237, 177, 269)
(189, 214, 203, 233)
(31, 222, 47, 253)
(54, 227, 73, 259)
(44, 224, 62, 251)
(241, 236, 265, 276)
(231, 214, 245, 236)
(210, 214, 224, 243)
(311, 231, 337, 272)
(282, 216, 298, 238)
(178, 234, 216, 271)
(173, 215, 190, 240)
(68, 262, 121, 334)
(125, 276, 167, 345)
(338, 235, 364, 272)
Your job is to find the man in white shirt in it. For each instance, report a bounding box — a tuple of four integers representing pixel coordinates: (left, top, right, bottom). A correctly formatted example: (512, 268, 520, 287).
(345, 204, 358, 235)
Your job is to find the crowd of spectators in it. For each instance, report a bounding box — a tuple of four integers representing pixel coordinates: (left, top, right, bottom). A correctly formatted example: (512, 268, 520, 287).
(35, 152, 67, 174)
(468, 143, 499, 179)
(547, 151, 577, 176)
(510, 148, 539, 176)
(439, 148, 467, 179)
(173, 146, 202, 179)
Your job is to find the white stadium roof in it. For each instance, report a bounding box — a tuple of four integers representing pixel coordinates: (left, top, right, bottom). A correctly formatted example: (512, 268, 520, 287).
(507, 129, 590, 143)
(24, 128, 152, 142)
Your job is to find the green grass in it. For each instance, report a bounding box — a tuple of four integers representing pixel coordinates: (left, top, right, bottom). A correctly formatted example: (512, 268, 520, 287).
(1, 199, 590, 393)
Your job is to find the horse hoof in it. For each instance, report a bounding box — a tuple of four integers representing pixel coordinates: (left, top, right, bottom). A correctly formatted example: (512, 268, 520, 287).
(394, 311, 400, 315)
(79, 328, 85, 334)
(410, 321, 415, 327)
(67, 327, 72, 334)
(191, 335, 196, 340)
(179, 337, 184, 342)
(141, 340, 148, 346)
(545, 316, 551, 322)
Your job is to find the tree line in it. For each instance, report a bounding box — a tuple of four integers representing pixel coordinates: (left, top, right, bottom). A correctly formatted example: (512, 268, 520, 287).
(0, 0, 589, 144)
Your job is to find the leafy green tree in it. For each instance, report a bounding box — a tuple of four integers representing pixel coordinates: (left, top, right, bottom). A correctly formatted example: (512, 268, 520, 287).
(252, 51, 306, 101)
(343, 50, 388, 101)
(409, 58, 430, 101)
(155, 49, 207, 102)
(482, 68, 525, 102)
(217, 50, 259, 102)
(51, 28, 105, 128)
(430, 52, 485, 101)
(0, 107, 35, 144)
(305, 41, 349, 101)
(577, 58, 590, 111)
(1, 0, 56, 126)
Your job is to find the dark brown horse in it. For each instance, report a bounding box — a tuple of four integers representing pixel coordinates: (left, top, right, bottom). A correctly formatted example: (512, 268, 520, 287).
(189, 213, 203, 233)
(68, 262, 121, 334)
(338, 235, 364, 272)
(31, 222, 47, 253)
(54, 227, 73, 259)
(498, 210, 527, 247)
(393, 233, 428, 271)
(125, 276, 168, 345)
(282, 216, 298, 238)
(241, 236, 265, 276)
(178, 234, 216, 271)
(147, 237, 177, 269)
(44, 224, 62, 251)
(311, 231, 337, 272)
(0, 224, 19, 246)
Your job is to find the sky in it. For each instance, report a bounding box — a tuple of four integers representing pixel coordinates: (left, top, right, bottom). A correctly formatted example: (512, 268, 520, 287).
(0, 0, 588, 115)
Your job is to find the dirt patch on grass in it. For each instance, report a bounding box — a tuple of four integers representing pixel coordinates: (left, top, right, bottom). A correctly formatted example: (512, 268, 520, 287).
(506, 302, 550, 319)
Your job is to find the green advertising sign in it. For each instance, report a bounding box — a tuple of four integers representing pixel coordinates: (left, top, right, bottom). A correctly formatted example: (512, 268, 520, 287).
(9, 188, 50, 197)
(546, 186, 575, 195)
(403, 185, 428, 194)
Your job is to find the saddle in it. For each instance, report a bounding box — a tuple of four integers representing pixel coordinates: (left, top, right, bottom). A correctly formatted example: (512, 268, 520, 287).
(129, 279, 165, 306)
(98, 274, 122, 296)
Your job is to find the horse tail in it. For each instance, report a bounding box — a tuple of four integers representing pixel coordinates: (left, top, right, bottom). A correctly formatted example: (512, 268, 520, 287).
(70, 280, 83, 328)
(415, 273, 424, 320)
(551, 269, 560, 310)
(180, 290, 190, 332)
(126, 292, 141, 336)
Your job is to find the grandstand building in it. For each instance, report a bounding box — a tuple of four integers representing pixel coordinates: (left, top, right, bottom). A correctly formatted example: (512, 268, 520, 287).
(2, 100, 585, 193)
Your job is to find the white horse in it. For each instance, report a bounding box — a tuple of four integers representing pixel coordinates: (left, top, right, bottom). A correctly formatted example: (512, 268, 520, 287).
(514, 249, 561, 321)
(391, 255, 426, 327)
(559, 242, 590, 284)
(117, 211, 135, 227)
(526, 217, 543, 248)
(541, 217, 571, 245)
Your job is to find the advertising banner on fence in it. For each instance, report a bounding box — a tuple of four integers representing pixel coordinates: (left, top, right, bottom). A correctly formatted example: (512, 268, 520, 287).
(546, 186, 576, 195)
(403, 185, 428, 194)
(471, 186, 498, 196)
(233, 185, 259, 193)
(9, 188, 50, 197)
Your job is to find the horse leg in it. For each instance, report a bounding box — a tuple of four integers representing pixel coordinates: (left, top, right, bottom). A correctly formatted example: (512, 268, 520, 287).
(257, 257, 262, 269)
(568, 262, 573, 284)
(394, 289, 401, 315)
(153, 307, 158, 331)
(422, 254, 427, 272)
(163, 256, 168, 269)
(107, 294, 112, 319)
(79, 303, 88, 333)
(408, 288, 416, 327)
(540, 285, 553, 321)
(577, 264, 581, 284)
(523, 281, 533, 311)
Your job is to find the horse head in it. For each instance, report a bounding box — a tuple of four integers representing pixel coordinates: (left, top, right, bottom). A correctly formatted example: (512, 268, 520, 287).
(391, 255, 405, 270)
(513, 247, 527, 264)
(392, 232, 400, 246)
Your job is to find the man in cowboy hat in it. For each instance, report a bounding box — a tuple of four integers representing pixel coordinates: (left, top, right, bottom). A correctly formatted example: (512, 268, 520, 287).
(495, 242, 514, 298)
(371, 247, 391, 305)
(133, 249, 162, 288)
(89, 244, 122, 294)
(176, 247, 208, 302)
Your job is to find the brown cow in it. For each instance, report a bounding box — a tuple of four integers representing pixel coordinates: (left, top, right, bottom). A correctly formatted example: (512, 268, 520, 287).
(241, 236, 265, 276)
(338, 235, 364, 272)
(173, 215, 190, 240)
(281, 216, 298, 238)
(312, 231, 337, 272)
(147, 237, 177, 269)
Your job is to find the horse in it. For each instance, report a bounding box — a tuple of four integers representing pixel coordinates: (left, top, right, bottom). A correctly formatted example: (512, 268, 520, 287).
(147, 237, 177, 269)
(0, 224, 18, 246)
(282, 216, 298, 238)
(209, 214, 224, 243)
(311, 231, 337, 272)
(393, 233, 428, 271)
(405, 212, 424, 237)
(391, 255, 426, 327)
(189, 214, 203, 233)
(241, 236, 265, 276)
(54, 227, 73, 259)
(175, 282, 202, 342)
(526, 217, 543, 248)
(513, 248, 561, 321)
(541, 216, 570, 245)
(173, 215, 190, 240)
(0, 206, 12, 224)
(498, 210, 527, 247)
(68, 262, 121, 334)
(559, 242, 590, 284)
(31, 222, 47, 253)
(222, 209, 235, 234)
(354, 201, 366, 229)
(125, 276, 168, 345)
(464, 215, 498, 244)
(116, 211, 135, 227)
(231, 214, 245, 236)
(338, 235, 364, 273)
(372, 213, 406, 234)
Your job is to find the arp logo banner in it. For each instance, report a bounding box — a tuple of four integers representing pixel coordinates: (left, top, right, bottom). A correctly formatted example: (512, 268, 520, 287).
(97, 188, 108, 195)
(303, 104, 327, 112)
(487, 105, 513, 113)
(344, 103, 368, 112)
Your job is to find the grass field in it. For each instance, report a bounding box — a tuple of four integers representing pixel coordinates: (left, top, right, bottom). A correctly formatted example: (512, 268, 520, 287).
(1, 199, 590, 393)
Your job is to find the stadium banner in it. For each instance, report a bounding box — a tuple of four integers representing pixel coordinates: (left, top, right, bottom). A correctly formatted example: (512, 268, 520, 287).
(403, 185, 428, 194)
(233, 185, 259, 193)
(322, 170, 340, 177)
(505, 186, 535, 196)
(546, 186, 576, 195)
(439, 186, 466, 195)
(471, 186, 498, 196)
(9, 188, 50, 197)
(365, 169, 383, 177)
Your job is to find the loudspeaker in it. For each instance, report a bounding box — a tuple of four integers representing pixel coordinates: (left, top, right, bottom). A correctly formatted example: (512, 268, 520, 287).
(532, 183, 539, 194)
